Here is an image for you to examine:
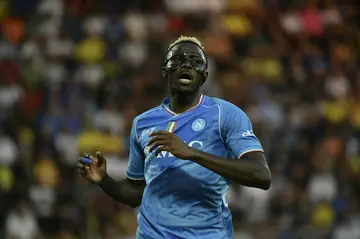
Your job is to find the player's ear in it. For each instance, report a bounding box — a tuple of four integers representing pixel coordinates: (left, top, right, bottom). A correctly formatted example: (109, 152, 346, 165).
(201, 71, 208, 85)
(162, 65, 166, 78)
(161, 65, 166, 78)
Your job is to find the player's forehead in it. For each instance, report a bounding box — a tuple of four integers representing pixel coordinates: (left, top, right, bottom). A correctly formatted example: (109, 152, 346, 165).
(166, 42, 205, 59)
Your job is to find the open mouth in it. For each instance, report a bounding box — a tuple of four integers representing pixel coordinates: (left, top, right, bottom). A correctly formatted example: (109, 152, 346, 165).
(178, 72, 192, 84)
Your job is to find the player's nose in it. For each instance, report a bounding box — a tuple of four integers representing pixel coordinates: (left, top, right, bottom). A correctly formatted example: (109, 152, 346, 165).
(180, 58, 192, 69)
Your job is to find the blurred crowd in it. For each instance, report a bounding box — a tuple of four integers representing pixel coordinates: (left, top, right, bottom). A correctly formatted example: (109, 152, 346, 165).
(0, 0, 360, 238)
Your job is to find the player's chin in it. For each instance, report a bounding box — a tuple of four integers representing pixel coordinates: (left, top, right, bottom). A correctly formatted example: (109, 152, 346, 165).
(171, 83, 199, 93)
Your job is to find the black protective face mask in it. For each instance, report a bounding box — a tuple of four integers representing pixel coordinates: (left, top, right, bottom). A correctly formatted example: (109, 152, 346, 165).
(162, 43, 208, 80)
(163, 53, 207, 73)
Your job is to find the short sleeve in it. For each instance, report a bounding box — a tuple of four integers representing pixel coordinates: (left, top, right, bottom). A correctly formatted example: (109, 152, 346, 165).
(125, 118, 145, 180)
(220, 103, 263, 158)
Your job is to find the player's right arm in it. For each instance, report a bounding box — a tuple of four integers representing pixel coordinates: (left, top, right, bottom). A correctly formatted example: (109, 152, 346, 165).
(77, 119, 146, 208)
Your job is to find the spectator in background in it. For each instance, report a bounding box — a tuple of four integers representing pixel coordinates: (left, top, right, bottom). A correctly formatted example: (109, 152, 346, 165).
(5, 201, 40, 239)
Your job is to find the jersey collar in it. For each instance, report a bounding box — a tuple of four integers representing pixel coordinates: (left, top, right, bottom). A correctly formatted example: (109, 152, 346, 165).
(162, 94, 205, 116)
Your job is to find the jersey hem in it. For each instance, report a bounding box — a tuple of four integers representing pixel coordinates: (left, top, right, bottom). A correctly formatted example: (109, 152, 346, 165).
(237, 148, 264, 159)
(126, 171, 145, 180)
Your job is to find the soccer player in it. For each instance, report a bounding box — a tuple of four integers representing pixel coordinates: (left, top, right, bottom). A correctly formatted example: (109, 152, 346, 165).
(78, 36, 271, 239)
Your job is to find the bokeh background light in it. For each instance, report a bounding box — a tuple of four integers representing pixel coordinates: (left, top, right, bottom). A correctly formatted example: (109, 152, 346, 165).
(0, 0, 359, 238)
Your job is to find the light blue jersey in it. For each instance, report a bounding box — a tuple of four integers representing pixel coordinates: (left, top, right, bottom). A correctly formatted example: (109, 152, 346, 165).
(126, 94, 263, 239)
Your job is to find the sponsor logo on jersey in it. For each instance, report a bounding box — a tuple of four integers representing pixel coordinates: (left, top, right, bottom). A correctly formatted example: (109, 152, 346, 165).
(144, 140, 203, 159)
(242, 130, 255, 137)
(156, 140, 203, 158)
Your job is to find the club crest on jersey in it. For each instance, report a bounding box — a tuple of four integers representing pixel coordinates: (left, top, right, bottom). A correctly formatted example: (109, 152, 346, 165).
(191, 118, 206, 132)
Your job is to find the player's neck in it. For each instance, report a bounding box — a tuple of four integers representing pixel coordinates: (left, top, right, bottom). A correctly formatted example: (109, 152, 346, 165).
(169, 92, 201, 114)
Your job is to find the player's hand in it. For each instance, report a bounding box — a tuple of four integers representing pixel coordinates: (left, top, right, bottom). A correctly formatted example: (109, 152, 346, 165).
(147, 131, 196, 160)
(77, 151, 106, 184)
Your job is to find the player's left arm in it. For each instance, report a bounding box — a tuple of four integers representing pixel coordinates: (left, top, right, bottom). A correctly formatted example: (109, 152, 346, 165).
(148, 105, 271, 190)
(195, 104, 271, 190)
(185, 149, 270, 190)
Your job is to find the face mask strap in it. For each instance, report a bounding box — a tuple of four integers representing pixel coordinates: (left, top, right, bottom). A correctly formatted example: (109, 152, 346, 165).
(165, 41, 208, 69)
(162, 60, 207, 82)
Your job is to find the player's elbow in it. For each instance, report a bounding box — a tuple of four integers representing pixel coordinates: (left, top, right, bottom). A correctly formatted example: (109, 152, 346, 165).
(256, 167, 271, 190)
(123, 197, 142, 208)
(125, 194, 143, 208)
(128, 201, 141, 208)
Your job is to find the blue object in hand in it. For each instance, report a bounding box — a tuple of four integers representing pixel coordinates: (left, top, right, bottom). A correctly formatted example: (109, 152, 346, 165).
(81, 157, 92, 165)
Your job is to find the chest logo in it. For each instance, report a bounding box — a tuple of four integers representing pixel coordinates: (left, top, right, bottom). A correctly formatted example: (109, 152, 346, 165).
(191, 118, 206, 132)
(140, 127, 155, 140)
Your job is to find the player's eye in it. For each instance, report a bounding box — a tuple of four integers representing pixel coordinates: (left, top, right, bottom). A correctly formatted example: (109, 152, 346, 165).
(191, 57, 204, 65)
(194, 59, 204, 64)
(168, 57, 181, 65)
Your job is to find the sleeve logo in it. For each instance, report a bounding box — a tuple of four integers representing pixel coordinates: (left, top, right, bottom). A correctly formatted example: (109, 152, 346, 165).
(242, 130, 255, 137)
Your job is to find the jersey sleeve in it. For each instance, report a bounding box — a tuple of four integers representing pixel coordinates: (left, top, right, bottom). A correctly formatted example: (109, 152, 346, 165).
(220, 103, 263, 158)
(125, 118, 145, 180)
